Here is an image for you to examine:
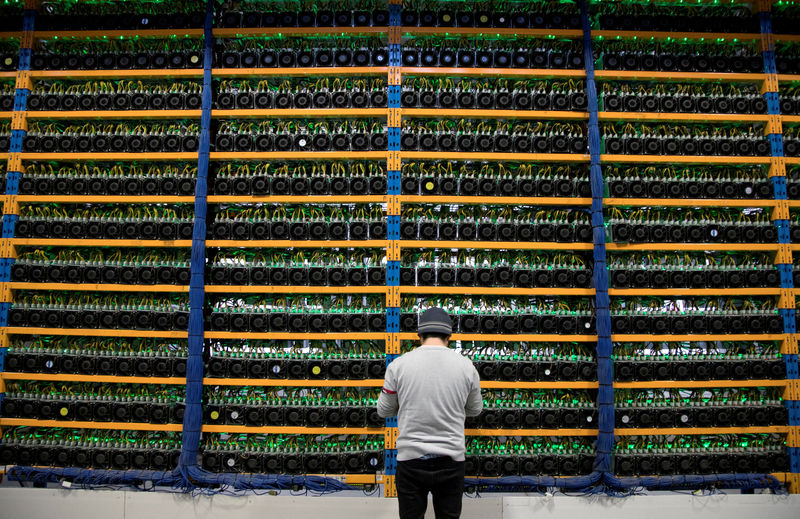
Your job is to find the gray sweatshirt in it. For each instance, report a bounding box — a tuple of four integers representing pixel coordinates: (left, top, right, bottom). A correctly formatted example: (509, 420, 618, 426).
(376, 345, 483, 462)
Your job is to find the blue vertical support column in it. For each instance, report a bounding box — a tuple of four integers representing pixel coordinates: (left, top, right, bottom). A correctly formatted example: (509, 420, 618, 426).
(0, 7, 35, 412)
(384, 0, 402, 496)
(760, 3, 800, 487)
(178, 0, 213, 480)
(579, 0, 613, 479)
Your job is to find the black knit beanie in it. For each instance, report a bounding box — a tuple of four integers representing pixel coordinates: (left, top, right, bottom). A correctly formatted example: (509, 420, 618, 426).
(417, 307, 453, 336)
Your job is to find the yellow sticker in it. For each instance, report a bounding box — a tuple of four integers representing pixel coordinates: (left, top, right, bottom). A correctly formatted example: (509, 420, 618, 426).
(442, 14, 451, 22)
(480, 15, 489, 23)
(59, 407, 69, 416)
(210, 410, 220, 420)
(425, 182, 435, 191)
(312, 366, 322, 375)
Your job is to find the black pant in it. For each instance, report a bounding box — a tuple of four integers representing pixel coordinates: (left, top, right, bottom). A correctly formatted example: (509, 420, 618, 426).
(396, 457, 465, 519)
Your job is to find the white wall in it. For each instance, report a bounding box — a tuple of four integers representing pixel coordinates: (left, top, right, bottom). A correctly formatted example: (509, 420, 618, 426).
(0, 488, 798, 519)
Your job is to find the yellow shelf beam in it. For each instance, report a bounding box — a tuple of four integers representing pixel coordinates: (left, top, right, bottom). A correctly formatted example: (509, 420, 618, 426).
(205, 239, 385, 248)
(16, 195, 195, 203)
(398, 333, 598, 342)
(401, 67, 586, 79)
(29, 70, 204, 79)
(611, 333, 785, 342)
(597, 112, 771, 123)
(402, 196, 591, 205)
(204, 332, 387, 340)
(8, 282, 189, 293)
(402, 151, 589, 162)
(207, 195, 386, 204)
(400, 241, 594, 250)
(609, 288, 781, 296)
(20, 152, 198, 160)
(12, 239, 192, 247)
(401, 286, 595, 296)
(208, 151, 387, 160)
(595, 71, 766, 83)
(615, 426, 790, 436)
(212, 108, 386, 118)
(204, 285, 386, 294)
(601, 154, 772, 165)
(212, 67, 387, 77)
(606, 243, 778, 251)
(402, 109, 588, 120)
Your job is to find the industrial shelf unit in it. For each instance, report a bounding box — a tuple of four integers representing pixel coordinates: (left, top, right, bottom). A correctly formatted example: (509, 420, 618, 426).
(0, 0, 797, 497)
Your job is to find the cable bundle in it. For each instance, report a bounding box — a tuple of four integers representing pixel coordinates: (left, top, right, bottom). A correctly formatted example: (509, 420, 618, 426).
(4, 336, 188, 377)
(607, 252, 779, 289)
(604, 165, 772, 199)
(212, 162, 386, 195)
(613, 340, 785, 382)
(402, 162, 590, 197)
(201, 434, 384, 475)
(400, 205, 592, 243)
(463, 341, 597, 382)
(16, 204, 195, 240)
(596, 40, 762, 73)
(399, 296, 595, 335)
(601, 82, 766, 114)
(207, 294, 386, 333)
(208, 204, 384, 240)
(402, 37, 584, 69)
(203, 386, 383, 427)
(401, 120, 587, 154)
(215, 37, 388, 68)
(607, 207, 776, 244)
(214, 78, 387, 109)
(20, 163, 197, 195)
(23, 122, 201, 153)
(465, 437, 596, 477)
(613, 435, 788, 477)
(609, 297, 782, 335)
(27, 80, 203, 111)
(205, 339, 386, 379)
(217, 0, 388, 28)
(2, 381, 186, 424)
(12, 248, 192, 285)
(208, 249, 385, 286)
(602, 122, 769, 156)
(401, 78, 587, 111)
(0, 427, 182, 471)
(464, 389, 596, 430)
(37, 0, 206, 30)
(400, 250, 593, 288)
(7, 291, 190, 331)
(593, 3, 758, 33)
(32, 38, 204, 71)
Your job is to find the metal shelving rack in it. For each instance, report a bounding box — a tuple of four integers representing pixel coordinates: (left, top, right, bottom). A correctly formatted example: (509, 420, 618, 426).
(0, 0, 797, 497)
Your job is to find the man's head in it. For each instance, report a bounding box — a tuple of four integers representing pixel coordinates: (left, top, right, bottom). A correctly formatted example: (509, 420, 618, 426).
(418, 307, 452, 346)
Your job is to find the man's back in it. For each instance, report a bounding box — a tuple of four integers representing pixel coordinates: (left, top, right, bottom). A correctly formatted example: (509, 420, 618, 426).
(377, 345, 482, 462)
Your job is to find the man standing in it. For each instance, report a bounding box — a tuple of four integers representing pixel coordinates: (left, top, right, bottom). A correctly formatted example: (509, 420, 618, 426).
(377, 307, 483, 519)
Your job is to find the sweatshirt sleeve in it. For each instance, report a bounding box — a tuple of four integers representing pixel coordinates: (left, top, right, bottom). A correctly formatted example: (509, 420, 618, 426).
(464, 363, 483, 417)
(377, 362, 399, 418)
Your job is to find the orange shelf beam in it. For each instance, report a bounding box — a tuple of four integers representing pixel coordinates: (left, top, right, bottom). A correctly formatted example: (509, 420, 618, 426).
(402, 196, 592, 206)
(1, 373, 184, 385)
(0, 72, 18, 79)
(609, 288, 781, 296)
(212, 108, 386, 119)
(401, 286, 595, 296)
(595, 70, 766, 83)
(402, 151, 589, 162)
(202, 425, 382, 434)
(601, 154, 772, 165)
(208, 151, 387, 160)
(0, 31, 23, 39)
(26, 110, 202, 120)
(400, 240, 594, 250)
(19, 152, 197, 160)
(203, 378, 383, 387)
(605, 197, 776, 207)
(204, 285, 386, 294)
(401, 67, 586, 79)
(465, 428, 598, 437)
(0, 111, 12, 119)
(782, 116, 800, 124)
(615, 426, 790, 436)
(16, 195, 195, 203)
(597, 112, 770, 123)
(213, 27, 388, 37)
(397, 333, 597, 342)
(606, 243, 778, 251)
(8, 282, 189, 293)
(207, 195, 385, 204)
(204, 332, 387, 340)
(35, 29, 204, 39)
(29, 70, 204, 79)
(12, 239, 192, 247)
(205, 239, 385, 248)
(3, 327, 188, 338)
(0, 418, 182, 432)
(610, 333, 785, 342)
(212, 67, 387, 77)
(403, 108, 588, 120)
(615, 380, 788, 389)
(593, 30, 759, 41)
(402, 27, 583, 38)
